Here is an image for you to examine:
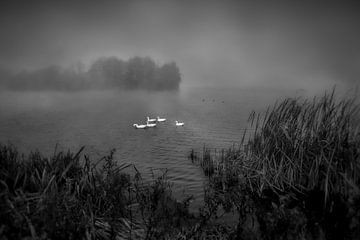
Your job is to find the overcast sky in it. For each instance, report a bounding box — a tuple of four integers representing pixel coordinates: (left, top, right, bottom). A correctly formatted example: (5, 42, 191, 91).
(0, 0, 359, 89)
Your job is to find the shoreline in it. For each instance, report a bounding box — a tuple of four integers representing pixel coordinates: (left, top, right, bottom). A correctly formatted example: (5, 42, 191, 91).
(1, 90, 359, 239)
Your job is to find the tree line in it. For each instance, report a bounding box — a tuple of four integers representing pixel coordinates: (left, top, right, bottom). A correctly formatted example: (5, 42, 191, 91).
(0, 56, 181, 91)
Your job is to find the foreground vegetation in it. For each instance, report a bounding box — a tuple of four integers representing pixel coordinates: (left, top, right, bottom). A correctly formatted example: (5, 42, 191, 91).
(1, 90, 360, 239)
(0, 146, 197, 239)
(191, 90, 360, 239)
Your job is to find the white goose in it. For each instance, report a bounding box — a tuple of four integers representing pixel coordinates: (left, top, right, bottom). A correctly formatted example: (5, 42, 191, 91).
(147, 116, 156, 122)
(175, 120, 184, 126)
(146, 121, 157, 128)
(157, 116, 166, 122)
(133, 124, 147, 129)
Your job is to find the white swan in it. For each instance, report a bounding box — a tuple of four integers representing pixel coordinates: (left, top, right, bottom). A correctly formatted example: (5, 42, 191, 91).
(146, 121, 157, 128)
(175, 121, 184, 126)
(147, 116, 156, 122)
(157, 116, 166, 122)
(133, 124, 147, 129)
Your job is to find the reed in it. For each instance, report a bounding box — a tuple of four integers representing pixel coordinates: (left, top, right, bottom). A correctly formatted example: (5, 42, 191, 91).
(191, 89, 360, 239)
(247, 89, 360, 200)
(0, 145, 192, 239)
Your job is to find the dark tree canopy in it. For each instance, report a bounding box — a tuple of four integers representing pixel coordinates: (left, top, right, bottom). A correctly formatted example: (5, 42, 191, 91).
(0, 57, 181, 91)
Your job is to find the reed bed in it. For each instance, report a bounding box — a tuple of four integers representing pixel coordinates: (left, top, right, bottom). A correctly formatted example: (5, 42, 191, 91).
(0, 145, 193, 239)
(191, 90, 360, 239)
(247, 90, 360, 200)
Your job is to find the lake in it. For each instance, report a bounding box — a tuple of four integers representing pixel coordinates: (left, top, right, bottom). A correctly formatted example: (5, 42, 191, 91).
(0, 86, 318, 205)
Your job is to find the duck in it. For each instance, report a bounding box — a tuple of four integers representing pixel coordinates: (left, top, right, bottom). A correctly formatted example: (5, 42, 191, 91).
(157, 116, 166, 122)
(146, 121, 157, 128)
(133, 124, 147, 129)
(175, 121, 184, 126)
(147, 116, 156, 122)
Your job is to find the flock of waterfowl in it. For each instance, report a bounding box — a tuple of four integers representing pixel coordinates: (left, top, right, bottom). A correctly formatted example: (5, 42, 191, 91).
(133, 116, 184, 129)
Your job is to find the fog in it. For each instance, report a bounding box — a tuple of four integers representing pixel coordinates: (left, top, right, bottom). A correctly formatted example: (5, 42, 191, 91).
(0, 56, 181, 91)
(0, 0, 359, 91)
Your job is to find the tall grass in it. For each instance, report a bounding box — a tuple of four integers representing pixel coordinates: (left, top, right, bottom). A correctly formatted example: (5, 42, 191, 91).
(191, 90, 360, 239)
(247, 90, 360, 200)
(0, 145, 193, 239)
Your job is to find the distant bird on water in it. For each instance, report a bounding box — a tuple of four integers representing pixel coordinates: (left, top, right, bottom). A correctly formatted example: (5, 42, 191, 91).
(146, 121, 157, 128)
(157, 116, 166, 122)
(147, 116, 156, 122)
(175, 121, 184, 126)
(133, 124, 147, 129)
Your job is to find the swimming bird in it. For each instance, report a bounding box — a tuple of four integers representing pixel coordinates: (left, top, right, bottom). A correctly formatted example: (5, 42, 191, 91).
(175, 121, 184, 126)
(157, 116, 166, 122)
(146, 121, 157, 127)
(147, 116, 156, 122)
(133, 124, 147, 129)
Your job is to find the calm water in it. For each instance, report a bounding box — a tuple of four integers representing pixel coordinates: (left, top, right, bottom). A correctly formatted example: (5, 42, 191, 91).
(0, 86, 306, 204)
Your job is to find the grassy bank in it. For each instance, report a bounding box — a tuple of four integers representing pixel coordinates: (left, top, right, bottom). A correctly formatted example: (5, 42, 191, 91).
(191, 90, 360, 239)
(0, 146, 197, 239)
(1, 90, 360, 239)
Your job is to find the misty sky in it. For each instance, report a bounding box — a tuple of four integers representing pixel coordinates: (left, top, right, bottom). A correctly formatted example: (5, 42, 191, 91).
(1, 0, 359, 89)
